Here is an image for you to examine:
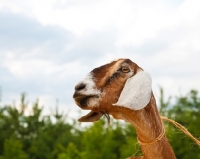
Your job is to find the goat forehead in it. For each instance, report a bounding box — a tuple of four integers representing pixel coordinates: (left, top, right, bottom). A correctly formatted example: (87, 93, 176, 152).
(91, 59, 126, 75)
(87, 59, 134, 88)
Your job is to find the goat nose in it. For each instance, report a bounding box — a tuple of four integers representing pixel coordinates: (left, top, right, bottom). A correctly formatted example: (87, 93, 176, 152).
(75, 83, 86, 91)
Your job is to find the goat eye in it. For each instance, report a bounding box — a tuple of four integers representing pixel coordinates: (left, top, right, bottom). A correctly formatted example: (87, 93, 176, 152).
(121, 66, 130, 73)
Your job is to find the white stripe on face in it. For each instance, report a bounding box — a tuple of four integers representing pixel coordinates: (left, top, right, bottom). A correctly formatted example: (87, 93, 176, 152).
(76, 73, 101, 96)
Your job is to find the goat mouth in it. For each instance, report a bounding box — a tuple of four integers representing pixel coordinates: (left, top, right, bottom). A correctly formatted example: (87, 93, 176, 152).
(73, 93, 99, 109)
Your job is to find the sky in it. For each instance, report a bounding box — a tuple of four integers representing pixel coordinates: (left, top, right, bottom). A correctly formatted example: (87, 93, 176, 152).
(0, 0, 200, 118)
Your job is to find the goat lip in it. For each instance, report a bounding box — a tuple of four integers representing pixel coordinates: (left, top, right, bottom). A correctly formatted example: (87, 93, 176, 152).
(73, 93, 99, 108)
(73, 93, 99, 99)
(73, 93, 86, 99)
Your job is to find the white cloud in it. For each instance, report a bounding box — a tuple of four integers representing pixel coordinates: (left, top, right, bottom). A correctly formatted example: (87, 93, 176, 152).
(2, 51, 82, 80)
(1, 0, 200, 118)
(1, 0, 200, 47)
(0, 0, 181, 41)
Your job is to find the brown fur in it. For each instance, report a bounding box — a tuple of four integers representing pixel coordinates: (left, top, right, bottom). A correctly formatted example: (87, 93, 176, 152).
(73, 59, 176, 159)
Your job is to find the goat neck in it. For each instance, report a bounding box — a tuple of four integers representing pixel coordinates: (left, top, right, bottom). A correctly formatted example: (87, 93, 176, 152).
(110, 94, 176, 159)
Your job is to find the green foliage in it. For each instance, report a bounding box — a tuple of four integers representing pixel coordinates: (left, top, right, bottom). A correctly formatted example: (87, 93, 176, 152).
(2, 138, 27, 159)
(57, 142, 80, 159)
(167, 90, 200, 159)
(0, 90, 200, 159)
(158, 89, 200, 159)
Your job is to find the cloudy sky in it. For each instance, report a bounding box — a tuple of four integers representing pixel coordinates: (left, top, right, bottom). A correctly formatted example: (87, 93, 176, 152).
(0, 0, 200, 117)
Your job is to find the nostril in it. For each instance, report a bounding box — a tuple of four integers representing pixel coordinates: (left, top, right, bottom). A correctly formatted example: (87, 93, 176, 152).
(75, 83, 86, 91)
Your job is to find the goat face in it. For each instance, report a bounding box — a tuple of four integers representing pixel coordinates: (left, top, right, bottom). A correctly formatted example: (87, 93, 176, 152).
(73, 58, 152, 122)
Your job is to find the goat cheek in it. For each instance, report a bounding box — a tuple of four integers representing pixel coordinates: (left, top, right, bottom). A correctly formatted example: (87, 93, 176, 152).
(104, 88, 119, 104)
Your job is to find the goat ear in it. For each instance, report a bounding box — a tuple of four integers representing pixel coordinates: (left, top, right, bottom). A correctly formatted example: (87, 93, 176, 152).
(78, 111, 103, 122)
(113, 71, 152, 110)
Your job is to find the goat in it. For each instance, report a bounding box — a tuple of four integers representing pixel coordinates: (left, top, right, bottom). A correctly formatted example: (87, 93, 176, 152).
(73, 58, 176, 159)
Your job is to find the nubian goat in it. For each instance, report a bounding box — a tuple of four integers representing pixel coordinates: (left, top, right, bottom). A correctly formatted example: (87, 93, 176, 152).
(73, 58, 176, 159)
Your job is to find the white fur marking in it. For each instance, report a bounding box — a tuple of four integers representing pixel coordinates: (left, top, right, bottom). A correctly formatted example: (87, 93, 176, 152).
(77, 73, 101, 95)
(77, 73, 101, 107)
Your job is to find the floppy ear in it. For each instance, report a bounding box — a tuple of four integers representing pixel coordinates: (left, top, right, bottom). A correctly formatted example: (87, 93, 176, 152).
(78, 111, 103, 122)
(113, 71, 152, 110)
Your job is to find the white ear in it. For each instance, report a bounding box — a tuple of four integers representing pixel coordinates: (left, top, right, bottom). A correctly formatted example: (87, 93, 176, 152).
(113, 71, 152, 110)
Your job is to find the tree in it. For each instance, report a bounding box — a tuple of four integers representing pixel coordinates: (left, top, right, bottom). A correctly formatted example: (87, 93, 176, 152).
(0, 90, 199, 159)
(57, 142, 80, 159)
(79, 119, 117, 159)
(2, 138, 27, 159)
(159, 89, 200, 159)
(0, 94, 75, 159)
